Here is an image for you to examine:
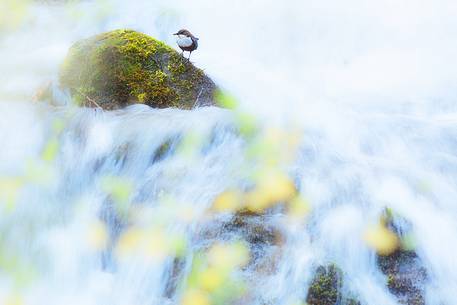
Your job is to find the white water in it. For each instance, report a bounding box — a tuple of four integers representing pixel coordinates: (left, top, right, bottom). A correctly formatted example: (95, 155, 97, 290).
(1, 0, 457, 304)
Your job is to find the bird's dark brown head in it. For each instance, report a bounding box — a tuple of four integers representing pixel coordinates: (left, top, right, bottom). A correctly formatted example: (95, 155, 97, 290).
(174, 29, 194, 38)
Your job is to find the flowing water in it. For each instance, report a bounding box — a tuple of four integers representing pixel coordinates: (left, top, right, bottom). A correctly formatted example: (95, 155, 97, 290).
(1, 1, 457, 304)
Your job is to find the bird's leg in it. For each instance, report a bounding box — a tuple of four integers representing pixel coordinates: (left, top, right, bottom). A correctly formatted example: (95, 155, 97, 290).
(188, 51, 192, 61)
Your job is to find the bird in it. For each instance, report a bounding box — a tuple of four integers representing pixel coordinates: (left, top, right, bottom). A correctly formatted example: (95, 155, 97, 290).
(173, 29, 199, 60)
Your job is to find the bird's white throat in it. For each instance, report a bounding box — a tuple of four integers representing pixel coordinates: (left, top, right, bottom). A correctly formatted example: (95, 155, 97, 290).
(176, 35, 193, 48)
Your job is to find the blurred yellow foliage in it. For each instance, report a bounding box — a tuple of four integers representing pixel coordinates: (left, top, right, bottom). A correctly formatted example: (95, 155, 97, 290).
(87, 221, 108, 250)
(215, 91, 238, 110)
(168, 234, 187, 257)
(0, 177, 23, 210)
(182, 289, 211, 305)
(4, 294, 23, 305)
(116, 227, 143, 257)
(364, 223, 399, 255)
(101, 176, 133, 218)
(116, 227, 169, 261)
(183, 241, 249, 305)
(246, 169, 296, 212)
(199, 267, 224, 292)
(400, 233, 417, 251)
(178, 132, 205, 158)
(247, 127, 301, 166)
(212, 190, 243, 212)
(207, 242, 249, 269)
(24, 161, 55, 187)
(52, 119, 66, 134)
(288, 196, 311, 219)
(0, 0, 30, 31)
(235, 112, 258, 136)
(212, 169, 297, 214)
(176, 205, 198, 223)
(41, 138, 59, 162)
(102, 176, 133, 203)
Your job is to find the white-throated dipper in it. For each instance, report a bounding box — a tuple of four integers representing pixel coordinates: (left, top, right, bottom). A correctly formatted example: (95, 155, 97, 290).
(174, 29, 199, 60)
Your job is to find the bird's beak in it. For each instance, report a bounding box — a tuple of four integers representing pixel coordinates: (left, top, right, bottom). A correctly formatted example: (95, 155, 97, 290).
(173, 33, 178, 35)
(196, 37, 199, 40)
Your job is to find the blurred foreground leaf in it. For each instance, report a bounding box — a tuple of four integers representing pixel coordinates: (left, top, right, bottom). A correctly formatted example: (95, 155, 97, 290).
(101, 176, 134, 217)
(246, 168, 296, 212)
(212, 190, 244, 212)
(87, 221, 108, 250)
(5, 294, 23, 305)
(287, 196, 311, 219)
(184, 242, 249, 305)
(215, 90, 238, 110)
(364, 223, 399, 255)
(182, 289, 211, 305)
(0, 0, 30, 31)
(0, 177, 24, 210)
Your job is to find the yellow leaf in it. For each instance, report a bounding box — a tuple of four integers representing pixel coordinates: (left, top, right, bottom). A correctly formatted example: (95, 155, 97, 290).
(116, 228, 142, 257)
(364, 223, 399, 255)
(181, 289, 210, 305)
(199, 267, 224, 292)
(168, 234, 187, 257)
(144, 230, 167, 260)
(246, 170, 296, 212)
(208, 242, 249, 269)
(235, 112, 257, 137)
(42, 137, 59, 162)
(0, 177, 23, 210)
(87, 221, 108, 250)
(288, 196, 311, 219)
(212, 190, 243, 212)
(116, 227, 170, 261)
(215, 90, 238, 109)
(0, 0, 30, 30)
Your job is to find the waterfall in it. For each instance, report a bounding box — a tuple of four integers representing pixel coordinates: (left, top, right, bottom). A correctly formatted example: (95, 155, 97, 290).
(2, 97, 457, 304)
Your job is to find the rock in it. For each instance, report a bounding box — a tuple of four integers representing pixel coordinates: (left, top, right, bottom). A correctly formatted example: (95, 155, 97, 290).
(306, 265, 342, 305)
(58, 29, 217, 110)
(377, 249, 427, 305)
(305, 264, 360, 305)
(377, 210, 427, 305)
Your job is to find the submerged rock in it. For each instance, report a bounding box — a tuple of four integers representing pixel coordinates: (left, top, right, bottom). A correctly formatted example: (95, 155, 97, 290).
(306, 265, 342, 305)
(378, 250, 427, 305)
(377, 210, 427, 305)
(58, 29, 217, 110)
(305, 264, 360, 305)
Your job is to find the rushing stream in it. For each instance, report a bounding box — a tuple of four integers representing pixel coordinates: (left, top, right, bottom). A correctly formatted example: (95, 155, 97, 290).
(1, 1, 457, 305)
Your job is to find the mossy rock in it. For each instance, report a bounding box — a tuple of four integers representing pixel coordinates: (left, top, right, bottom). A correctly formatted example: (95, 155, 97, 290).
(306, 264, 360, 305)
(377, 250, 426, 305)
(377, 210, 427, 305)
(59, 29, 217, 110)
(306, 265, 342, 305)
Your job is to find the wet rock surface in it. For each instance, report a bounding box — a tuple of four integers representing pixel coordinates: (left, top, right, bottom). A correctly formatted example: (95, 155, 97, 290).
(57, 29, 217, 110)
(378, 250, 427, 305)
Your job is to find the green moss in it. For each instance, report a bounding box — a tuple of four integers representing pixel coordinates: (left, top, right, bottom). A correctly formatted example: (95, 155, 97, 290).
(306, 265, 341, 305)
(387, 273, 395, 288)
(59, 29, 216, 110)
